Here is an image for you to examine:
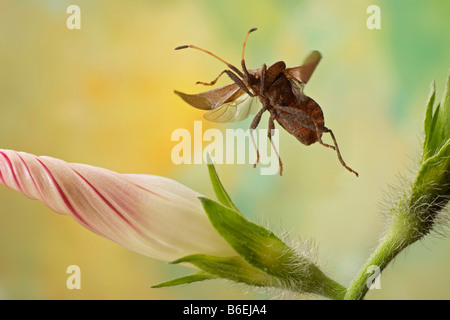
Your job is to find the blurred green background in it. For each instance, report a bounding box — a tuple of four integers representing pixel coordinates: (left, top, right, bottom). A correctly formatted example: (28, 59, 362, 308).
(0, 0, 449, 299)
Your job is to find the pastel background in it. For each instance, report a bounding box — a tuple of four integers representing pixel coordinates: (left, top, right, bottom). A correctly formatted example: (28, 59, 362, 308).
(0, 0, 449, 299)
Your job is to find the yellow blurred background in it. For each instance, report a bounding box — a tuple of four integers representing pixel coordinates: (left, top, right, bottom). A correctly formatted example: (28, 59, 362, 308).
(0, 0, 449, 299)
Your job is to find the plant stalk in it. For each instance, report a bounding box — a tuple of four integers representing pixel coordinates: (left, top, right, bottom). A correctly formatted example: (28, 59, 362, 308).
(344, 209, 423, 300)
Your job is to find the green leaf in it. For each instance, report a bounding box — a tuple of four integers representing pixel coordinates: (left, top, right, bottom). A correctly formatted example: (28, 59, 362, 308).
(172, 254, 276, 287)
(151, 272, 216, 288)
(199, 197, 297, 278)
(206, 155, 239, 212)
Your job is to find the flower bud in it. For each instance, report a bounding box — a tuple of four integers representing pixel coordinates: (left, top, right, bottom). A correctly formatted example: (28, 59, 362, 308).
(0, 149, 236, 262)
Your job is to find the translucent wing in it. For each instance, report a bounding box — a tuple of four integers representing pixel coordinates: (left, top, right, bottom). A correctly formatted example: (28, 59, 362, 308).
(175, 82, 260, 123)
(174, 83, 244, 110)
(204, 94, 260, 123)
(285, 50, 322, 85)
(289, 79, 306, 102)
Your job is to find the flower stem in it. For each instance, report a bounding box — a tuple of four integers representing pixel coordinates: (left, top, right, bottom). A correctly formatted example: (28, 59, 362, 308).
(344, 232, 400, 299)
(344, 209, 419, 300)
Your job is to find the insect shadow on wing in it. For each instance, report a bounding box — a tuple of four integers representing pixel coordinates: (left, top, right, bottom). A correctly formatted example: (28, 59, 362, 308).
(174, 28, 358, 177)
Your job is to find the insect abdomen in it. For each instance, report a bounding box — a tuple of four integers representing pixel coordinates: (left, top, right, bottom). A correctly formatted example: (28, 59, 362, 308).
(276, 97, 325, 146)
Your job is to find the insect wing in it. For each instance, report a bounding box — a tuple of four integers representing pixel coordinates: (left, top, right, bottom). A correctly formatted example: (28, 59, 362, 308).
(203, 94, 260, 123)
(285, 50, 322, 84)
(289, 79, 306, 103)
(174, 83, 244, 110)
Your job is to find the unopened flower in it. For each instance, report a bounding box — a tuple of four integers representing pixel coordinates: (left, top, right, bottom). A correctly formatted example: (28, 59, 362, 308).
(0, 149, 236, 261)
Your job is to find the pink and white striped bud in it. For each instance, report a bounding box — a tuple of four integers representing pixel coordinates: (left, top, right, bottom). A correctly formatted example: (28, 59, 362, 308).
(0, 149, 236, 262)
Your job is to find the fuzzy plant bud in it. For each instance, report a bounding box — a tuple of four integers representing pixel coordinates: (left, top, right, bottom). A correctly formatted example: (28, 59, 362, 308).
(154, 159, 347, 300)
(345, 71, 450, 300)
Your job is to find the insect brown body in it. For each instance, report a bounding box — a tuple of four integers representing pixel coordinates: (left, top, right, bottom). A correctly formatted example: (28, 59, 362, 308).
(175, 28, 358, 177)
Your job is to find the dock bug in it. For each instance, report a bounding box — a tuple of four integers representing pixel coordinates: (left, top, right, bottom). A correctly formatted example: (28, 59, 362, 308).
(174, 28, 358, 177)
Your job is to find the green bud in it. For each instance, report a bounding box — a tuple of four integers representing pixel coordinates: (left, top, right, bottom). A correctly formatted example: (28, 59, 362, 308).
(346, 70, 450, 300)
(396, 71, 450, 242)
(154, 159, 346, 300)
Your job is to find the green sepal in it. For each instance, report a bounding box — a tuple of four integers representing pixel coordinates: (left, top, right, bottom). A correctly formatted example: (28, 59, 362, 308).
(411, 139, 450, 232)
(422, 70, 450, 162)
(414, 71, 450, 220)
(422, 80, 436, 159)
(206, 155, 239, 212)
(172, 254, 276, 287)
(199, 197, 297, 278)
(151, 272, 217, 288)
(417, 139, 450, 188)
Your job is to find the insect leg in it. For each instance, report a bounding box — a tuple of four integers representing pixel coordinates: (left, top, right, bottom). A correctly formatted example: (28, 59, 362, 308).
(268, 115, 283, 175)
(250, 107, 266, 168)
(196, 70, 227, 86)
(260, 64, 267, 95)
(224, 70, 256, 97)
(312, 121, 335, 150)
(324, 128, 359, 177)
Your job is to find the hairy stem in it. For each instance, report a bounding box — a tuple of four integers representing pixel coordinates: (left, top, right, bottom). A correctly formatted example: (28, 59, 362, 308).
(345, 192, 447, 300)
(285, 257, 347, 300)
(311, 272, 347, 300)
(344, 225, 406, 300)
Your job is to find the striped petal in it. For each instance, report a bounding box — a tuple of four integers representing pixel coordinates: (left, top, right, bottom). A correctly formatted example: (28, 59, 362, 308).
(0, 149, 236, 262)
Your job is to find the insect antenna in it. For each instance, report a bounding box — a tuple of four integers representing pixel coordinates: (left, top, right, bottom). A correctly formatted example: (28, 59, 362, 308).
(241, 27, 257, 76)
(175, 45, 243, 78)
